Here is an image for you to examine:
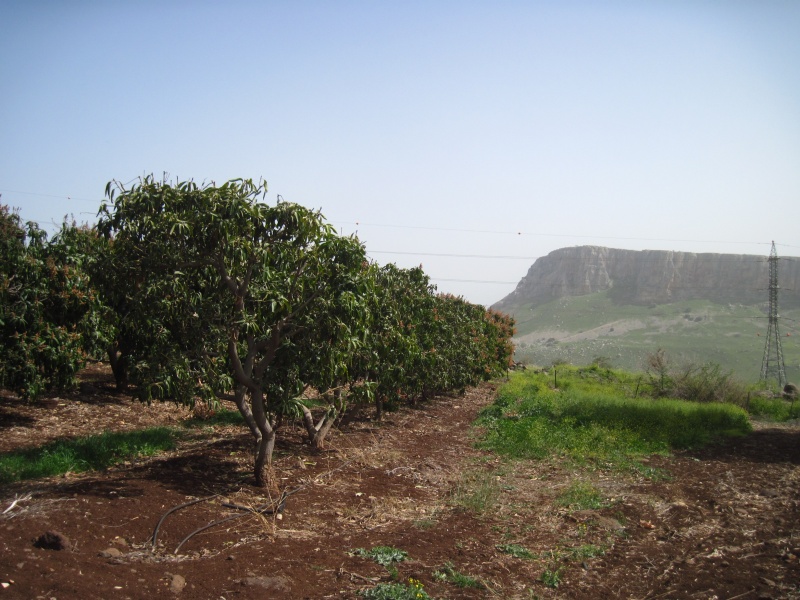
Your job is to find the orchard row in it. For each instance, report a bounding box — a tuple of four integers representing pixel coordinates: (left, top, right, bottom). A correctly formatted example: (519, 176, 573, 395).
(0, 178, 514, 487)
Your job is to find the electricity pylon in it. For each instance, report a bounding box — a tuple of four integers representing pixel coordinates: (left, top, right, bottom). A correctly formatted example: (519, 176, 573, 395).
(760, 241, 787, 387)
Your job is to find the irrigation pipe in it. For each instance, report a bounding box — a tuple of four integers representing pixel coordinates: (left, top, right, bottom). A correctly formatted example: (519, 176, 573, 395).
(173, 492, 287, 554)
(152, 457, 357, 554)
(150, 495, 218, 549)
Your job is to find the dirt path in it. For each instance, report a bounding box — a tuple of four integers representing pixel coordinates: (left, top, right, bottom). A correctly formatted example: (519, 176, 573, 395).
(1, 368, 798, 599)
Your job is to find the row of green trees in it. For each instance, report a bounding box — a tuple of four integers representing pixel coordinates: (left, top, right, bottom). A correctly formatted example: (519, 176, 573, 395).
(0, 178, 515, 488)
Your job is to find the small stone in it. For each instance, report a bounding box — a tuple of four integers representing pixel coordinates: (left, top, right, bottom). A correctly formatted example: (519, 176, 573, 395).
(99, 547, 123, 558)
(170, 574, 186, 594)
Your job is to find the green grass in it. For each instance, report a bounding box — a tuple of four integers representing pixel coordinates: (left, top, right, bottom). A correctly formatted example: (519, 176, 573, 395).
(747, 396, 800, 421)
(0, 405, 251, 485)
(555, 481, 607, 510)
(479, 368, 752, 474)
(0, 427, 179, 484)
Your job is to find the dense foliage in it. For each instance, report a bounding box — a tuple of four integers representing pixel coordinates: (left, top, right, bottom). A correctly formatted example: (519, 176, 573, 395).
(0, 206, 102, 399)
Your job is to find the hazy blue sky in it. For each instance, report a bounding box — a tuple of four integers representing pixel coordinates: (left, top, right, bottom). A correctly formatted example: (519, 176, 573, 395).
(2, 1, 798, 306)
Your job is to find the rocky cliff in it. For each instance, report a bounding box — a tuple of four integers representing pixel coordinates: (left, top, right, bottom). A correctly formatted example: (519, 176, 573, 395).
(493, 246, 800, 310)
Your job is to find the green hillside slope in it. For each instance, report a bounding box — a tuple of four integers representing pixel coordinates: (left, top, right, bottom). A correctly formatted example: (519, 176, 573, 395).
(508, 291, 800, 384)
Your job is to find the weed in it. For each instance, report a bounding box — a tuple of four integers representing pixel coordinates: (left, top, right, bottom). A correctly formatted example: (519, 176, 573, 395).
(432, 562, 484, 589)
(568, 544, 605, 560)
(351, 546, 409, 567)
(413, 516, 438, 530)
(496, 543, 534, 559)
(540, 567, 563, 588)
(450, 470, 501, 514)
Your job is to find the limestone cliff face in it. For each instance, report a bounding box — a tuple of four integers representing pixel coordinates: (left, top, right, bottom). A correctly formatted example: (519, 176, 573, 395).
(493, 246, 800, 309)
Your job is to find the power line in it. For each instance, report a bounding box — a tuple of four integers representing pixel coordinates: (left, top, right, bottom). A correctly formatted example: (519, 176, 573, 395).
(371, 252, 787, 263)
(340, 220, 779, 248)
(2, 187, 796, 251)
(0, 188, 103, 203)
(369, 250, 540, 260)
(431, 277, 519, 284)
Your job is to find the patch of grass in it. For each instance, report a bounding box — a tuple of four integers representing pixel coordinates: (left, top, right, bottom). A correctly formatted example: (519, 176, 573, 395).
(568, 543, 605, 560)
(432, 562, 485, 589)
(555, 481, 607, 511)
(748, 396, 800, 421)
(360, 579, 432, 600)
(479, 368, 752, 474)
(450, 470, 502, 514)
(0, 427, 179, 484)
(496, 543, 535, 559)
(542, 543, 607, 562)
(413, 511, 439, 530)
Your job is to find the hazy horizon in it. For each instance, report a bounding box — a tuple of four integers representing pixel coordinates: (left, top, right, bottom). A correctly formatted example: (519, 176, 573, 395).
(3, 1, 798, 306)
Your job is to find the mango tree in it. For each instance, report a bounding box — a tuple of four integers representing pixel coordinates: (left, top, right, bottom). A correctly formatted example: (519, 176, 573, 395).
(96, 177, 370, 489)
(0, 206, 101, 400)
(360, 264, 435, 417)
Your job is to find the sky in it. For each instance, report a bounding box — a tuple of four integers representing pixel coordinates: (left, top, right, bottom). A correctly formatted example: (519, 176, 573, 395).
(1, 1, 799, 306)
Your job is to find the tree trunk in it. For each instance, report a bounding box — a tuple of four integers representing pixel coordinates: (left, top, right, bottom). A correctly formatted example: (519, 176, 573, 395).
(231, 384, 261, 442)
(301, 405, 337, 450)
(107, 343, 128, 391)
(254, 429, 279, 495)
(249, 387, 279, 493)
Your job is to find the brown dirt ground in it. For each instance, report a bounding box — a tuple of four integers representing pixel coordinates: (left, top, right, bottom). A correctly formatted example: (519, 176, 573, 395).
(1, 364, 798, 599)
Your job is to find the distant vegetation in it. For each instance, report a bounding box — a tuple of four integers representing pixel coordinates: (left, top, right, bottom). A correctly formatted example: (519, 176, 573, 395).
(508, 291, 799, 385)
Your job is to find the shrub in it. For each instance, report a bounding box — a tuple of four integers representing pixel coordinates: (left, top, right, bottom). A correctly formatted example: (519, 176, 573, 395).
(645, 349, 749, 406)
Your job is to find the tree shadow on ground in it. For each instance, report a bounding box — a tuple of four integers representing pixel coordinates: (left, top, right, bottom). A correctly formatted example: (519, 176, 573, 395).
(687, 427, 800, 465)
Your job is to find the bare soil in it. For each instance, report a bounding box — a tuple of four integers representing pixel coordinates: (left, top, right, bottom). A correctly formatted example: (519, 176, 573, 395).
(1, 364, 798, 599)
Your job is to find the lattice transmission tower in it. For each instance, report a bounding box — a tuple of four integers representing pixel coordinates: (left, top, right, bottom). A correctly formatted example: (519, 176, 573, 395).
(760, 241, 787, 387)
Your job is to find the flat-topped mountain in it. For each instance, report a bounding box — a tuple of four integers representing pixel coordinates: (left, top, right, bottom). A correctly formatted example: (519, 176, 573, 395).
(494, 246, 800, 310)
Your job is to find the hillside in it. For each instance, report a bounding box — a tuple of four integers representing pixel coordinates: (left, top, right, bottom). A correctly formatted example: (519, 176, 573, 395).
(494, 246, 800, 310)
(493, 247, 800, 383)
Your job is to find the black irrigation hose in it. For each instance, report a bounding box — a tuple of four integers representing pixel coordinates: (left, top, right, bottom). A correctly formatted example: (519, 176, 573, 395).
(150, 495, 218, 549)
(173, 492, 287, 554)
(151, 458, 357, 555)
